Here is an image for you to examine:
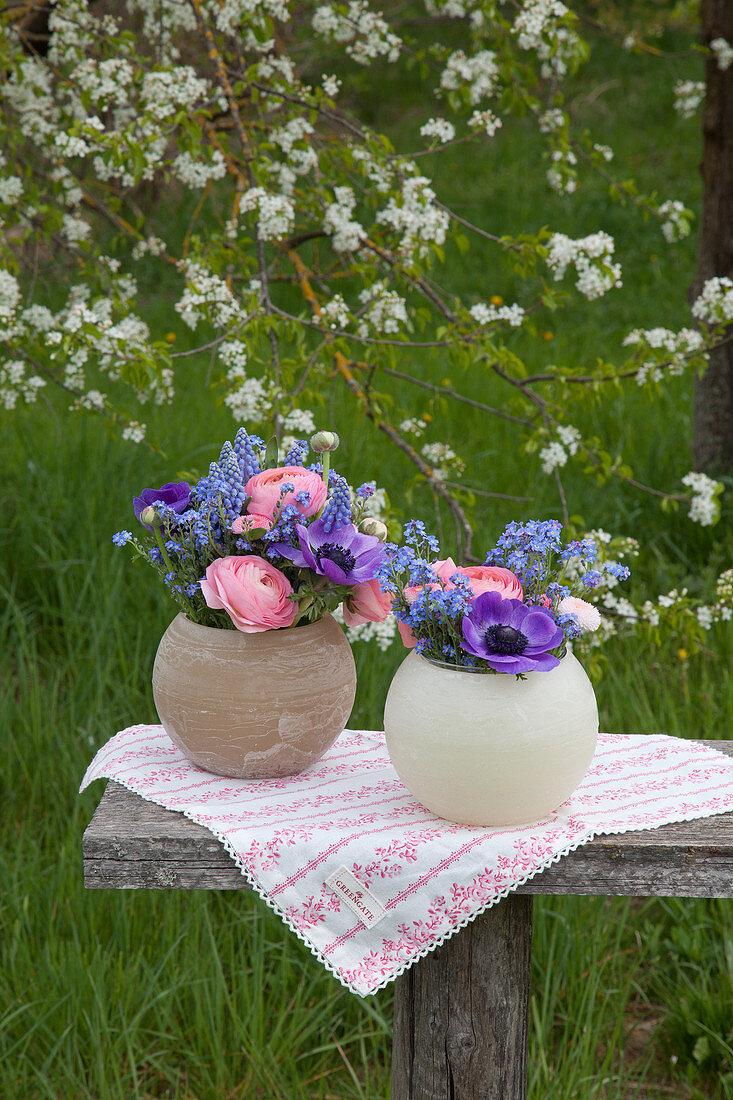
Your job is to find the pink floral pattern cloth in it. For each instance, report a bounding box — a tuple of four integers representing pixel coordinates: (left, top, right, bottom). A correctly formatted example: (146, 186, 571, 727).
(81, 728, 733, 996)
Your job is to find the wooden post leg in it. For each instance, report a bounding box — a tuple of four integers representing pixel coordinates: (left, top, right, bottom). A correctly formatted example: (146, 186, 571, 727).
(391, 894, 533, 1100)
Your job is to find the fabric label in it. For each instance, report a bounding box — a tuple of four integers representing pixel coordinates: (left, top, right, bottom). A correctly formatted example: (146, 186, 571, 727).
(325, 865, 387, 928)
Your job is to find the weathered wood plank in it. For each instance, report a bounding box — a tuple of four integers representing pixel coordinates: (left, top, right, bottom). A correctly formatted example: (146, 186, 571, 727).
(391, 894, 533, 1100)
(82, 740, 733, 896)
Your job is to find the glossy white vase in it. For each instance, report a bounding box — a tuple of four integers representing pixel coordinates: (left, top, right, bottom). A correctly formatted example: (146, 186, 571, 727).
(383, 650, 599, 826)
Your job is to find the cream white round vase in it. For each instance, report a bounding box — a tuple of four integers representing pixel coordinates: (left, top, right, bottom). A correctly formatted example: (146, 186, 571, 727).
(383, 650, 598, 826)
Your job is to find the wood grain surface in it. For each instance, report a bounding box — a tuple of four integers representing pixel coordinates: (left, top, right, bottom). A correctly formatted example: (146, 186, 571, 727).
(82, 741, 733, 897)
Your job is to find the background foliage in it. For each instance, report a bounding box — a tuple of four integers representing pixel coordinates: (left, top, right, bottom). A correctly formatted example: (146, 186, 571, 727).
(1, 2, 732, 1098)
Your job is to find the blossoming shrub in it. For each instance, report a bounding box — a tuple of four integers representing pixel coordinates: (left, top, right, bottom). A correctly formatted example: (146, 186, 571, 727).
(0, 1, 729, 656)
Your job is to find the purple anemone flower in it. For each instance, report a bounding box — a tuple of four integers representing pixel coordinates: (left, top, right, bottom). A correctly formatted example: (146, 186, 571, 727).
(133, 481, 191, 528)
(461, 590, 564, 674)
(273, 518, 385, 585)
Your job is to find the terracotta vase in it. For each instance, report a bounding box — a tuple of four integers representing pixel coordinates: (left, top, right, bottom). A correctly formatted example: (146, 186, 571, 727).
(383, 650, 598, 826)
(152, 612, 356, 779)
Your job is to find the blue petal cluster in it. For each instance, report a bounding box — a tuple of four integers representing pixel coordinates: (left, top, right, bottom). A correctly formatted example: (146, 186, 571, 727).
(233, 427, 262, 481)
(283, 439, 309, 466)
(320, 474, 353, 533)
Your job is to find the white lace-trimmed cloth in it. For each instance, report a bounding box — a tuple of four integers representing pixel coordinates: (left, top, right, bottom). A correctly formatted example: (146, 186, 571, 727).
(81, 727, 733, 997)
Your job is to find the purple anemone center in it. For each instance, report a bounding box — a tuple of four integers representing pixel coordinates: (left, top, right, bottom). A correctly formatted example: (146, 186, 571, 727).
(316, 543, 356, 574)
(484, 624, 528, 655)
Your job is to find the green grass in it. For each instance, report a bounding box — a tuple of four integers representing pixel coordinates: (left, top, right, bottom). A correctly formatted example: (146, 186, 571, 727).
(2, 17, 732, 1100)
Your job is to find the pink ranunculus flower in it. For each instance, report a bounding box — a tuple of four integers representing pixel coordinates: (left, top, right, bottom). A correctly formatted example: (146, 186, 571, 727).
(398, 560, 523, 649)
(459, 565, 523, 600)
(403, 561, 522, 607)
(557, 595, 602, 632)
(342, 579, 393, 627)
(200, 555, 297, 632)
(433, 557, 459, 582)
(244, 466, 327, 521)
(230, 513, 272, 535)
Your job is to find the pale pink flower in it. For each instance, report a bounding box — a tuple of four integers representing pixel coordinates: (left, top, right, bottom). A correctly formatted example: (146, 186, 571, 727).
(459, 565, 523, 600)
(230, 513, 272, 535)
(244, 466, 327, 521)
(402, 562, 522, 612)
(342, 578, 393, 627)
(558, 595, 602, 632)
(399, 561, 522, 648)
(200, 555, 297, 632)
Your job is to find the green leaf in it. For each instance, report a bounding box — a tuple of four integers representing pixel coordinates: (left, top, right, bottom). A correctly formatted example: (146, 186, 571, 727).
(264, 436, 279, 469)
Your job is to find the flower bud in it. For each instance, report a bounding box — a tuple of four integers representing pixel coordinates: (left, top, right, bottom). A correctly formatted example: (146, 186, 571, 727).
(139, 505, 163, 528)
(310, 430, 340, 454)
(358, 517, 388, 541)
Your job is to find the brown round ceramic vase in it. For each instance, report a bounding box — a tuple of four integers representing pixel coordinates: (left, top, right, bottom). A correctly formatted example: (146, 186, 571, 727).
(152, 612, 356, 779)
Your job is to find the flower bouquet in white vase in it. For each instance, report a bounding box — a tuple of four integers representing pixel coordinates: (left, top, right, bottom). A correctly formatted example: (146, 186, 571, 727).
(378, 520, 630, 826)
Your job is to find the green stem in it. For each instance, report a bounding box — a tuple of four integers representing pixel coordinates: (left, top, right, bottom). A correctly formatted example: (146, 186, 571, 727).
(321, 452, 330, 487)
(155, 527, 175, 573)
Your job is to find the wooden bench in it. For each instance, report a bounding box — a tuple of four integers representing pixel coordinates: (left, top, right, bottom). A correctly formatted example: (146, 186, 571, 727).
(82, 740, 733, 1100)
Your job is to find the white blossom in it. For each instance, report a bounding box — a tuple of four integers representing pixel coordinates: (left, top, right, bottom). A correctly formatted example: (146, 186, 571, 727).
(539, 440, 567, 474)
(132, 235, 166, 260)
(623, 325, 704, 385)
(312, 2, 401, 65)
(224, 372, 272, 422)
(674, 80, 705, 120)
(0, 359, 46, 409)
(323, 186, 364, 252)
(357, 282, 407, 335)
(421, 441, 464, 479)
(174, 150, 227, 189)
(468, 109, 502, 137)
(420, 118, 455, 144)
(682, 471, 721, 527)
(175, 261, 244, 329)
(513, 0, 581, 77)
(282, 408, 316, 435)
(141, 67, 209, 117)
(593, 142, 613, 162)
(399, 418, 427, 436)
(556, 424, 581, 454)
(710, 37, 733, 71)
(215, 0, 291, 32)
(21, 305, 55, 332)
(0, 270, 21, 322)
(0, 177, 23, 205)
(121, 420, 146, 443)
(641, 601, 660, 627)
(219, 341, 248, 371)
(539, 108, 566, 133)
(657, 199, 691, 243)
(440, 50, 499, 104)
(351, 147, 394, 194)
(240, 187, 295, 241)
(691, 277, 733, 325)
(333, 603, 397, 651)
(272, 117, 314, 155)
(469, 301, 525, 327)
(61, 213, 91, 243)
(377, 175, 449, 257)
(320, 294, 350, 330)
(546, 231, 622, 300)
(322, 74, 342, 97)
